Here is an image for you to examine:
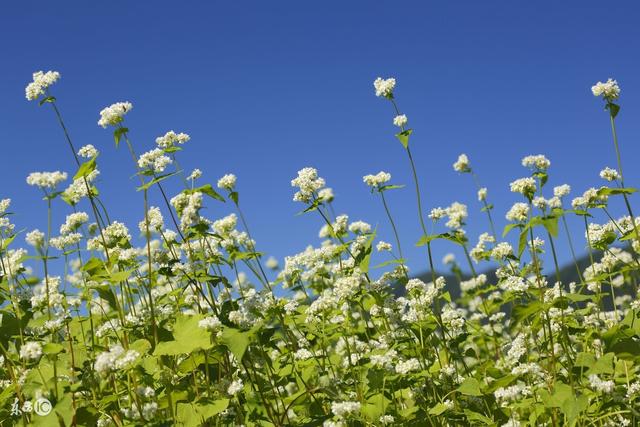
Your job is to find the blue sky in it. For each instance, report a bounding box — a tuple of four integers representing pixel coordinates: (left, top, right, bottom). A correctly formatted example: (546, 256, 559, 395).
(2, 1, 640, 277)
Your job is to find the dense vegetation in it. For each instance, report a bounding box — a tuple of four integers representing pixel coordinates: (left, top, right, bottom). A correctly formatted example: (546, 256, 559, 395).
(1, 73, 639, 426)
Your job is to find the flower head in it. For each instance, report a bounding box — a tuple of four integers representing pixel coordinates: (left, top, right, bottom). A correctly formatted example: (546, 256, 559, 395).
(291, 167, 325, 203)
(373, 77, 396, 98)
(393, 114, 408, 127)
(217, 174, 237, 191)
(521, 154, 550, 171)
(137, 149, 172, 173)
(26, 171, 68, 190)
(98, 102, 133, 128)
(453, 154, 470, 173)
(592, 78, 620, 100)
(363, 171, 391, 188)
(25, 70, 60, 101)
(155, 130, 190, 149)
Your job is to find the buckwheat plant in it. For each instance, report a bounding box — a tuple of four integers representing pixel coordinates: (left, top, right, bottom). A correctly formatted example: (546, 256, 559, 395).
(0, 72, 639, 426)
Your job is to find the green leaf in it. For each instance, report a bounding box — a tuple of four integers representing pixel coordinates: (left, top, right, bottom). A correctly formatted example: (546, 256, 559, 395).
(136, 171, 179, 191)
(177, 399, 230, 427)
(502, 223, 520, 238)
(428, 402, 449, 415)
(42, 343, 64, 356)
(542, 216, 559, 237)
(192, 184, 225, 202)
(38, 96, 56, 106)
(518, 228, 528, 257)
(219, 327, 252, 361)
(457, 377, 483, 396)
(154, 315, 213, 356)
(606, 102, 620, 118)
(464, 409, 494, 425)
(73, 157, 96, 181)
(395, 129, 413, 149)
(113, 127, 129, 147)
(378, 184, 405, 192)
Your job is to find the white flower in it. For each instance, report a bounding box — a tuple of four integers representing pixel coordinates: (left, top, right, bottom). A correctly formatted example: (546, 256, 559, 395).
(553, 184, 571, 198)
(442, 253, 455, 264)
(600, 167, 620, 182)
(291, 167, 325, 203)
(521, 154, 550, 171)
(395, 358, 420, 375)
(453, 154, 470, 172)
(500, 276, 529, 293)
(266, 256, 279, 269)
(155, 130, 190, 148)
(363, 171, 391, 188)
(510, 177, 536, 197)
(25, 70, 60, 101)
(187, 169, 202, 180)
(25, 229, 45, 247)
(331, 401, 361, 418)
(373, 77, 396, 98)
(477, 187, 487, 201)
(26, 171, 68, 189)
(589, 374, 615, 393)
(94, 345, 139, 374)
(19, 342, 43, 361)
(491, 242, 513, 259)
(0, 198, 10, 214)
(318, 188, 334, 202)
(393, 114, 408, 127)
(348, 221, 371, 234)
(198, 316, 222, 331)
(98, 102, 133, 128)
(60, 212, 89, 234)
(294, 348, 313, 360)
(227, 379, 243, 395)
(137, 148, 172, 173)
(139, 207, 164, 233)
(78, 144, 98, 158)
(217, 174, 237, 191)
(592, 78, 620, 100)
(376, 241, 392, 252)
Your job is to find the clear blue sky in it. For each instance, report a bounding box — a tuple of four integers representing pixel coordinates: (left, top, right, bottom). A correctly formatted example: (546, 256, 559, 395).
(2, 1, 640, 276)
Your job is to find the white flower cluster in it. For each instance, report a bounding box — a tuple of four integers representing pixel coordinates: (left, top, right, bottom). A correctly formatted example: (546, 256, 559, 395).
(60, 212, 89, 235)
(363, 171, 391, 188)
(477, 187, 487, 201)
(331, 401, 361, 418)
(494, 384, 531, 406)
(63, 169, 100, 204)
(187, 169, 202, 181)
(19, 342, 43, 361)
(500, 276, 529, 293)
(588, 374, 615, 394)
(376, 241, 392, 252)
(26, 171, 68, 189)
(98, 102, 133, 128)
(509, 177, 536, 197)
(227, 379, 244, 395)
(78, 144, 98, 158)
(217, 174, 237, 191)
(94, 345, 140, 374)
(444, 202, 468, 229)
(393, 114, 407, 127)
(291, 167, 325, 203)
(521, 154, 550, 171)
(453, 154, 470, 173)
(571, 187, 608, 209)
(138, 148, 172, 173)
(138, 206, 164, 233)
(155, 130, 190, 148)
(554, 184, 571, 198)
(505, 202, 529, 222)
(25, 70, 60, 101)
(25, 229, 45, 247)
(373, 77, 396, 98)
(395, 358, 420, 375)
(591, 78, 620, 100)
(599, 167, 620, 182)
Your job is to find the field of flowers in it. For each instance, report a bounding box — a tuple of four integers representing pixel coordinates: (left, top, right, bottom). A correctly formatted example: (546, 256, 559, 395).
(0, 72, 638, 426)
